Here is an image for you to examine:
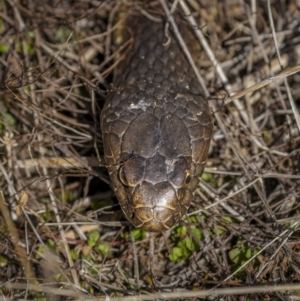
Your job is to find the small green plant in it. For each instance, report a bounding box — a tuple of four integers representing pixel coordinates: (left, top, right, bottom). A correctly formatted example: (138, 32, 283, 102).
(34, 294, 47, 301)
(228, 238, 261, 269)
(25, 31, 35, 54)
(90, 198, 114, 210)
(0, 17, 4, 35)
(57, 190, 73, 203)
(55, 27, 72, 42)
(35, 239, 60, 259)
(169, 216, 203, 262)
(201, 171, 212, 182)
(87, 231, 110, 256)
(41, 210, 56, 222)
(87, 230, 100, 247)
(262, 131, 274, 145)
(95, 242, 110, 256)
(121, 228, 146, 241)
(212, 216, 234, 235)
(0, 103, 16, 134)
(70, 249, 78, 261)
(0, 43, 8, 53)
(0, 254, 8, 267)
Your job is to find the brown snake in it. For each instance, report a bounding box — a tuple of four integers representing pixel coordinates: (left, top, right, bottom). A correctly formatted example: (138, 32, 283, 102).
(101, 9, 213, 232)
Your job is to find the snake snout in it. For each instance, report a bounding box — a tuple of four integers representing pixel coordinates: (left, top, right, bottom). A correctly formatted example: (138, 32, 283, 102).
(129, 181, 186, 232)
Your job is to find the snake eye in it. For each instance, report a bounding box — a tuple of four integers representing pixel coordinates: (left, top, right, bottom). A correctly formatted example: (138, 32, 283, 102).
(184, 170, 192, 186)
(118, 165, 129, 186)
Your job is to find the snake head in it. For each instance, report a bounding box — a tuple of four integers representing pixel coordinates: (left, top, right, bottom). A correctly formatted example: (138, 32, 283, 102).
(100, 11, 213, 231)
(102, 110, 211, 232)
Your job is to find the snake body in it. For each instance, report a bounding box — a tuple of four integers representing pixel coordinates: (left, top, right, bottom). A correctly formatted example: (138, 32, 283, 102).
(101, 11, 213, 232)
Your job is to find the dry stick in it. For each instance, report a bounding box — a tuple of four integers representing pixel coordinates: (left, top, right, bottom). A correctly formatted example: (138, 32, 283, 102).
(92, 88, 103, 167)
(5, 282, 300, 301)
(197, 182, 245, 222)
(105, 2, 121, 61)
(190, 177, 261, 216)
(180, 0, 300, 219)
(175, 7, 243, 109)
(222, 134, 275, 219)
(5, 133, 16, 215)
(130, 229, 140, 295)
(239, 0, 293, 141)
(5, 283, 80, 299)
(9, 157, 99, 171)
(159, 0, 209, 97)
(250, 0, 257, 25)
(186, 1, 291, 115)
(99, 38, 132, 72)
(181, 0, 286, 158)
(224, 63, 300, 106)
(6, 87, 91, 140)
(0, 191, 38, 285)
(148, 233, 156, 286)
(17, 7, 80, 284)
(0, 135, 19, 205)
(256, 218, 300, 278)
(193, 147, 300, 215)
(249, 0, 300, 280)
(206, 148, 300, 284)
(29, 147, 80, 286)
(266, 0, 300, 131)
(223, 218, 300, 283)
(241, 0, 269, 65)
(237, 11, 266, 152)
(11, 156, 300, 179)
(79, 17, 124, 43)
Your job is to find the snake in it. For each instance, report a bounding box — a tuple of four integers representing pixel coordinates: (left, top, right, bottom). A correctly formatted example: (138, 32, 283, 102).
(101, 8, 213, 232)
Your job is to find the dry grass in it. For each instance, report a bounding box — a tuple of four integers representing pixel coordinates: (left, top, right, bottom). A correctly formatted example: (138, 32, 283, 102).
(0, 0, 300, 300)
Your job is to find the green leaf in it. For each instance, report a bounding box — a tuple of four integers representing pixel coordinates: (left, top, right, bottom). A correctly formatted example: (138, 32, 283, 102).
(201, 172, 212, 182)
(70, 249, 78, 260)
(177, 240, 185, 248)
(55, 27, 72, 42)
(95, 243, 110, 256)
(121, 229, 146, 241)
(35, 245, 46, 259)
(169, 247, 182, 261)
(228, 247, 241, 264)
(0, 43, 8, 53)
(34, 294, 47, 301)
(91, 198, 114, 210)
(88, 231, 100, 247)
(0, 255, 8, 267)
(187, 215, 201, 224)
(58, 190, 73, 203)
(132, 228, 146, 240)
(191, 227, 202, 240)
(89, 231, 100, 242)
(47, 239, 55, 247)
(222, 216, 234, 223)
(245, 247, 252, 259)
(184, 238, 193, 251)
(176, 226, 187, 236)
(213, 226, 226, 235)
(87, 240, 96, 247)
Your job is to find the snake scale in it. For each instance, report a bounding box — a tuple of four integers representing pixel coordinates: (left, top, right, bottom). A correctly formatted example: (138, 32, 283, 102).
(101, 9, 213, 232)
